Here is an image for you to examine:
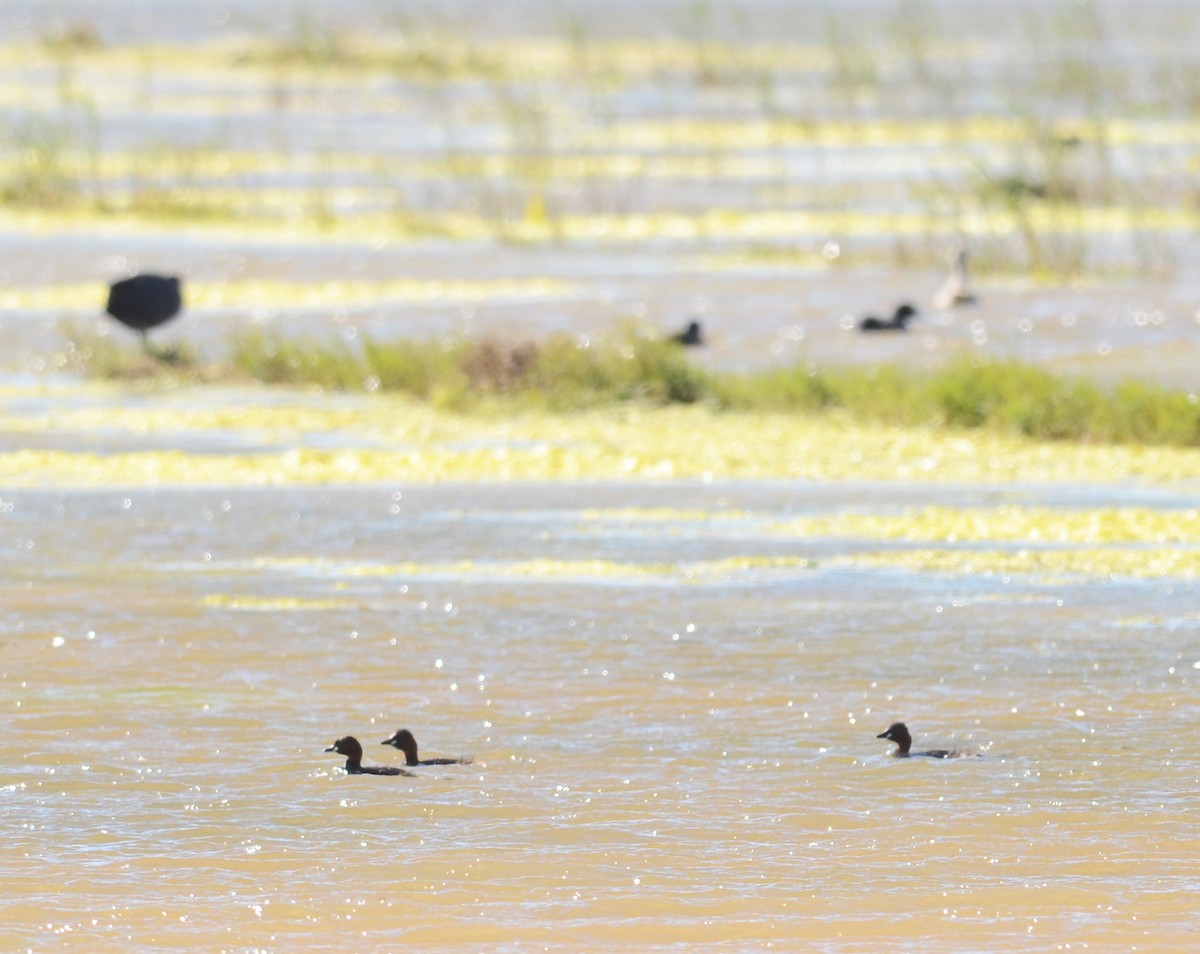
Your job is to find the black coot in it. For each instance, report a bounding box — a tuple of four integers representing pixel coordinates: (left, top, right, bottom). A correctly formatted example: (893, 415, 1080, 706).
(858, 303, 917, 332)
(668, 320, 704, 346)
(105, 274, 183, 351)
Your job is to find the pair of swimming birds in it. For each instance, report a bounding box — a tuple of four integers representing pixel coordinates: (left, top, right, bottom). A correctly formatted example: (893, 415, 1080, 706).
(325, 729, 472, 776)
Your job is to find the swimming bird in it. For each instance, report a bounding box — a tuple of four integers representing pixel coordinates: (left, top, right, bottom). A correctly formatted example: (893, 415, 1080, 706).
(380, 728, 472, 767)
(858, 303, 917, 332)
(876, 722, 965, 759)
(668, 320, 704, 346)
(326, 736, 415, 776)
(932, 245, 977, 310)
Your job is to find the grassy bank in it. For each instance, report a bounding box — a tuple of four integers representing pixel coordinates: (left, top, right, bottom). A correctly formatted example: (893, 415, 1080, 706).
(70, 327, 1200, 448)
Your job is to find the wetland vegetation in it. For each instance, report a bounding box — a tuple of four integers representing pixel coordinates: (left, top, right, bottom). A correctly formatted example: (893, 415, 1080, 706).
(7, 0, 1200, 458)
(65, 323, 1200, 448)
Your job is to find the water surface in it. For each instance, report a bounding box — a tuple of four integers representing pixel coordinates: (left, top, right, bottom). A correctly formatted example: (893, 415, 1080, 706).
(4, 474, 1199, 950)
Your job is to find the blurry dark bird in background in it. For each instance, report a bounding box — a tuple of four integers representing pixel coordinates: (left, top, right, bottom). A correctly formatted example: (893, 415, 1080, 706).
(105, 273, 184, 359)
(668, 320, 704, 346)
(858, 303, 917, 332)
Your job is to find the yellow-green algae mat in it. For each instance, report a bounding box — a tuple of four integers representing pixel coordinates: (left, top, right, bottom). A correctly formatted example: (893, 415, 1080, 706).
(6, 382, 1199, 580)
(2, 383, 1199, 487)
(202, 549, 1200, 585)
(199, 556, 815, 605)
(566, 506, 1200, 580)
(772, 506, 1200, 580)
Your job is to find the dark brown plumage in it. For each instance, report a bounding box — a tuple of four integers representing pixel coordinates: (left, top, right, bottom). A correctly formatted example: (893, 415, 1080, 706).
(859, 303, 917, 332)
(668, 320, 704, 346)
(380, 729, 472, 767)
(877, 722, 969, 759)
(326, 736, 415, 776)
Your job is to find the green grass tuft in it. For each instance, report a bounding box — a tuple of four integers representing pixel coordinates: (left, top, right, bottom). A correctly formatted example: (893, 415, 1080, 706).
(64, 325, 1200, 448)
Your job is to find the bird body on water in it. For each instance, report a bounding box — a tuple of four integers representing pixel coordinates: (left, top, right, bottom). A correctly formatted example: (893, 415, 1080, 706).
(933, 245, 977, 310)
(669, 320, 704, 346)
(326, 736, 415, 776)
(877, 722, 973, 759)
(381, 728, 473, 767)
(858, 303, 917, 332)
